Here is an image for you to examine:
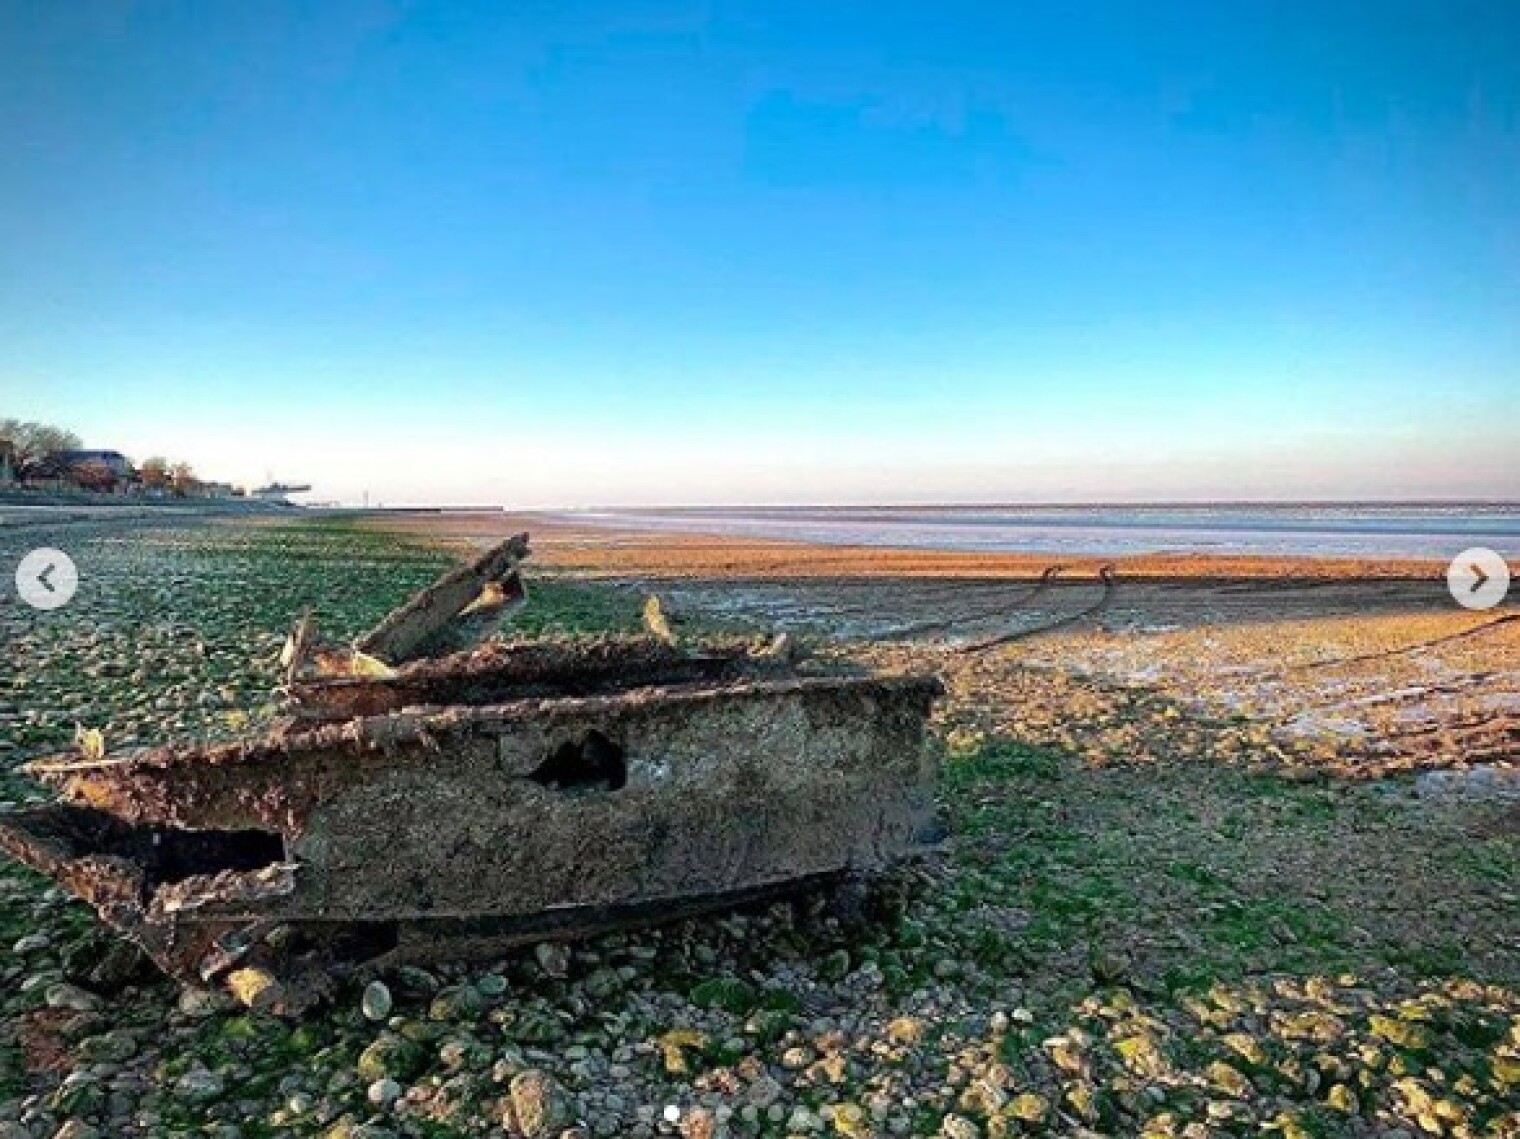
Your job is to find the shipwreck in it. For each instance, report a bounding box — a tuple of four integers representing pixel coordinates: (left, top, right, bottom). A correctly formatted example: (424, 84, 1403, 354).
(0, 535, 943, 1012)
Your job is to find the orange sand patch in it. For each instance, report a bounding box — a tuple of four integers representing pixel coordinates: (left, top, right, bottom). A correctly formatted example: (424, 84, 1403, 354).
(348, 510, 1445, 581)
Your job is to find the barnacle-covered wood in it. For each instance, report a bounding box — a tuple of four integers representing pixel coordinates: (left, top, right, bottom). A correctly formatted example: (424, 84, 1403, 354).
(353, 532, 529, 664)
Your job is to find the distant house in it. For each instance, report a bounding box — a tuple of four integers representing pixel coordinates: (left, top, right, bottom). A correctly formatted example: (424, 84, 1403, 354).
(20, 453, 75, 488)
(53, 450, 134, 478)
(21, 449, 135, 494)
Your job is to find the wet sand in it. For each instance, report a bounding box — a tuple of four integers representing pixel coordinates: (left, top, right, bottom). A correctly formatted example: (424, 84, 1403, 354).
(357, 508, 1448, 578)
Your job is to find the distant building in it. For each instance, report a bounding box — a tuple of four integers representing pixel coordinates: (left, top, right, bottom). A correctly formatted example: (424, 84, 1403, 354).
(53, 450, 134, 478)
(20, 453, 76, 488)
(252, 481, 312, 503)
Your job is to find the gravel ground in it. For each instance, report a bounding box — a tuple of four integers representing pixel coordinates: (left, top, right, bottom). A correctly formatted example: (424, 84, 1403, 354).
(1, 517, 1516, 1138)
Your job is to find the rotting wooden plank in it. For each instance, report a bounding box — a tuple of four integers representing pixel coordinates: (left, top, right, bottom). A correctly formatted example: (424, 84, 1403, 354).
(354, 533, 530, 664)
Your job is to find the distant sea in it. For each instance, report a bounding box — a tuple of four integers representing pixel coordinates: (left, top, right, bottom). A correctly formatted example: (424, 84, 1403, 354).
(568, 503, 1520, 560)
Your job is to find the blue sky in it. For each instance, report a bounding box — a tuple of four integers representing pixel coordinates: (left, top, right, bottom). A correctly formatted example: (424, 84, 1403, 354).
(2, 1, 1517, 505)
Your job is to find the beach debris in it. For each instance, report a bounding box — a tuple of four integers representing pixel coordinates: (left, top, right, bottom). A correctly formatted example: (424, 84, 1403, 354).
(642, 594, 678, 645)
(73, 725, 106, 760)
(280, 534, 529, 685)
(280, 611, 397, 682)
(0, 533, 943, 1014)
(355, 533, 529, 664)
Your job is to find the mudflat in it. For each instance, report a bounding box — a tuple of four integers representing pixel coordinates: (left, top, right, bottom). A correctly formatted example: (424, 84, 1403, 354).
(0, 509, 1515, 1138)
(373, 509, 1519, 779)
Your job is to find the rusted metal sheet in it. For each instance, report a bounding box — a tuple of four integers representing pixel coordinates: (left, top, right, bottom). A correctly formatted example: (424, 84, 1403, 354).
(0, 534, 943, 1014)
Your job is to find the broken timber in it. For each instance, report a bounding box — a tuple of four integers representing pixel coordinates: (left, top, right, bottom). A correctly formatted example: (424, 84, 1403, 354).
(0, 532, 943, 1014)
(354, 532, 529, 664)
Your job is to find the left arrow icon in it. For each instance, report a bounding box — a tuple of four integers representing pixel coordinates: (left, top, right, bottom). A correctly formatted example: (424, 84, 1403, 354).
(15, 548, 79, 611)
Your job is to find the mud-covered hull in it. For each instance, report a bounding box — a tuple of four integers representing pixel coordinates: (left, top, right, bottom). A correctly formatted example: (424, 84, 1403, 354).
(0, 672, 941, 1010)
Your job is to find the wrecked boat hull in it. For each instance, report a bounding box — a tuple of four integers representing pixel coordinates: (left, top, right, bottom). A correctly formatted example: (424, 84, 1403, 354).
(1, 673, 941, 1008)
(1, 535, 944, 1012)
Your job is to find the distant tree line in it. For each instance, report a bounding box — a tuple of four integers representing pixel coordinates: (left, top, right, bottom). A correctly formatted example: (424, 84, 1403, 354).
(0, 418, 81, 467)
(0, 417, 208, 496)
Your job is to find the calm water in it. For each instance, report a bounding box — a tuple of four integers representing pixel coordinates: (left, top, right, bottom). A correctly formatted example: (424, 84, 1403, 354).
(569, 504, 1520, 559)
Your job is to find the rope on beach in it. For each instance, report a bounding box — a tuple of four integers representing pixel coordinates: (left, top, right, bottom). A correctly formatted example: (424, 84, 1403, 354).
(880, 565, 1064, 640)
(1279, 613, 1519, 674)
(804, 571, 1057, 624)
(1297, 671, 1501, 711)
(953, 565, 1117, 654)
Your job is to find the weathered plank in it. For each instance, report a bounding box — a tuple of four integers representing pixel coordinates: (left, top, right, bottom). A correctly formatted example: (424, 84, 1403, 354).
(354, 533, 530, 664)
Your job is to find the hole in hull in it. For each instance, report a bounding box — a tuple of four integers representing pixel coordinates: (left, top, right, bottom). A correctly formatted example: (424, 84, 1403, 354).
(18, 804, 286, 887)
(146, 828, 287, 885)
(530, 730, 627, 796)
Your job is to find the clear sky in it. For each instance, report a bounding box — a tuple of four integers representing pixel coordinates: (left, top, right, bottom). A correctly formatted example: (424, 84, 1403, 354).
(2, 1, 1517, 506)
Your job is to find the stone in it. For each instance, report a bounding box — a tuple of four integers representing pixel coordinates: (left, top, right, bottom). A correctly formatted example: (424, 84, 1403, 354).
(679, 1107, 718, 1139)
(509, 1069, 570, 1138)
(52, 1124, 102, 1139)
(367, 1078, 402, 1107)
(748, 1075, 784, 1109)
(534, 942, 571, 980)
(940, 1115, 979, 1139)
(178, 987, 233, 1018)
(886, 1017, 923, 1045)
(75, 1030, 138, 1063)
(175, 1067, 226, 1101)
(476, 972, 509, 997)
(356, 1035, 425, 1083)
(362, 981, 393, 1022)
(45, 982, 103, 1012)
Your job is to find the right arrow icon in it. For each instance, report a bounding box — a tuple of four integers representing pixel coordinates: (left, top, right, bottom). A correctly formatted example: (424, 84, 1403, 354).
(1447, 547, 1510, 611)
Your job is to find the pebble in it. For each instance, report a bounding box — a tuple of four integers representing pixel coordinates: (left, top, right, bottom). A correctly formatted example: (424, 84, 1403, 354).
(52, 1124, 101, 1139)
(509, 1069, 570, 1138)
(175, 1068, 225, 1101)
(366, 1078, 402, 1107)
(44, 982, 102, 1013)
(534, 942, 571, 980)
(361, 980, 393, 1022)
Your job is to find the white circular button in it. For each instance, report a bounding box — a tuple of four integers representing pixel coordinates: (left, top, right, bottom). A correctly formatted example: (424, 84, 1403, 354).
(15, 548, 79, 611)
(1446, 547, 1510, 611)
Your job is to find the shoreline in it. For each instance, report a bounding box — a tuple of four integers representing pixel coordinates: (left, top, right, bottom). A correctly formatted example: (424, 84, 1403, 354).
(354, 508, 1453, 580)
